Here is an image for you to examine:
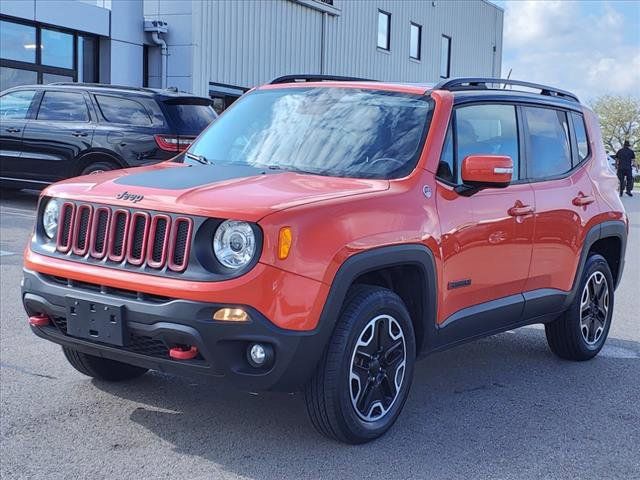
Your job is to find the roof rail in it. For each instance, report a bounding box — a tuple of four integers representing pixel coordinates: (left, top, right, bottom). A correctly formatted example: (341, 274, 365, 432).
(434, 77, 579, 102)
(270, 74, 376, 84)
(49, 82, 155, 93)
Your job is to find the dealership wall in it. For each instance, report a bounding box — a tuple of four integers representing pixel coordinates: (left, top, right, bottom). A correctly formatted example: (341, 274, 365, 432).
(152, 0, 503, 98)
(2, 0, 503, 100)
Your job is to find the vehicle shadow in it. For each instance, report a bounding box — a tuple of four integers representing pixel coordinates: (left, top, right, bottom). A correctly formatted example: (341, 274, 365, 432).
(92, 327, 640, 479)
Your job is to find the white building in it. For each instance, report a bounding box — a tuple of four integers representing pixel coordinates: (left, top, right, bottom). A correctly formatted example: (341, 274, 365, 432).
(1, 0, 503, 111)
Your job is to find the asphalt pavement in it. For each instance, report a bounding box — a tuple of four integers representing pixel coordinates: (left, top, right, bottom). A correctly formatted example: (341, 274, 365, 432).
(1, 188, 639, 480)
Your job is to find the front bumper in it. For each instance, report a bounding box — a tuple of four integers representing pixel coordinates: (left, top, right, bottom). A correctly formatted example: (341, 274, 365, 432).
(22, 269, 328, 392)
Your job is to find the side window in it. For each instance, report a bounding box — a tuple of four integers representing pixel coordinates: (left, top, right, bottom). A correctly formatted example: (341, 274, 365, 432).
(571, 111, 589, 164)
(96, 95, 152, 126)
(523, 107, 571, 179)
(437, 126, 454, 183)
(455, 104, 520, 182)
(0, 90, 36, 119)
(37, 91, 89, 122)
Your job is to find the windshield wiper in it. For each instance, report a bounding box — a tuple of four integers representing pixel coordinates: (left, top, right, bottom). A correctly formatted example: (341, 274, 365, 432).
(185, 152, 212, 165)
(255, 163, 323, 176)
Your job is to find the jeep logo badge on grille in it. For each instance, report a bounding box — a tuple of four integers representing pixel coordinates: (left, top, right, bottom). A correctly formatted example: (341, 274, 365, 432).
(116, 191, 144, 203)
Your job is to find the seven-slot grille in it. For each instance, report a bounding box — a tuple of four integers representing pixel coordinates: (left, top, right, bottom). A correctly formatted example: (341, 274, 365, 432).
(55, 202, 192, 272)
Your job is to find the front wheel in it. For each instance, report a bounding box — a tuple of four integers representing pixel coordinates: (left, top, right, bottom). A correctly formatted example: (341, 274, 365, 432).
(545, 254, 614, 361)
(304, 286, 416, 444)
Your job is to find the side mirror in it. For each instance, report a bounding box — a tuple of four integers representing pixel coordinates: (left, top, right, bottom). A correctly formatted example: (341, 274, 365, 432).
(460, 155, 513, 190)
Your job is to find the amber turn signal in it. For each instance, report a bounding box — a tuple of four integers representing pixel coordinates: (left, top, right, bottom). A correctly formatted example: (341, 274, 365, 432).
(213, 308, 249, 322)
(278, 227, 292, 260)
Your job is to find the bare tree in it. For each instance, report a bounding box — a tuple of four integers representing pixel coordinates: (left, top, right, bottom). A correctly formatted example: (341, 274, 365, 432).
(591, 95, 640, 154)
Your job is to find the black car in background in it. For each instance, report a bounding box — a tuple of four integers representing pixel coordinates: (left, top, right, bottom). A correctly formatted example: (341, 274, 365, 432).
(0, 83, 216, 190)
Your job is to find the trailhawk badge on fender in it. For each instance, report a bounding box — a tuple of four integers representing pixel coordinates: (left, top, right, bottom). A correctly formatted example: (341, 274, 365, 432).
(115, 191, 144, 203)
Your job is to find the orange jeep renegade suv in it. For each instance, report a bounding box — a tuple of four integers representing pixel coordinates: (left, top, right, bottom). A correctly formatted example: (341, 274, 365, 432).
(23, 76, 628, 443)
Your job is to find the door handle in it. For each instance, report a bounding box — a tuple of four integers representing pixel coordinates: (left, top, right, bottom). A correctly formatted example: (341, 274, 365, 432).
(5, 127, 21, 133)
(508, 203, 534, 217)
(572, 194, 595, 206)
(72, 131, 88, 137)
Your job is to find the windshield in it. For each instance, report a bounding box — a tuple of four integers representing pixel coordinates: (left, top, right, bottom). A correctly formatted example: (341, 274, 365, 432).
(185, 87, 432, 179)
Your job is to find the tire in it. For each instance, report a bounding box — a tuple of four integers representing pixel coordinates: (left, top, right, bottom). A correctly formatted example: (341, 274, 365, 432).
(80, 161, 119, 176)
(62, 346, 148, 381)
(545, 254, 614, 361)
(304, 285, 416, 444)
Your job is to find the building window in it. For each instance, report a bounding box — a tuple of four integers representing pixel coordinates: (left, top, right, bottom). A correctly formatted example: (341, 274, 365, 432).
(377, 10, 391, 51)
(0, 67, 37, 90)
(440, 35, 451, 78)
(41, 28, 74, 69)
(0, 17, 98, 91)
(0, 20, 36, 63)
(410, 22, 421, 60)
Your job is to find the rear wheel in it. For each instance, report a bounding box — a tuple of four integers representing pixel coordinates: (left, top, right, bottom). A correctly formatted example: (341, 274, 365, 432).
(304, 286, 416, 444)
(62, 347, 148, 381)
(80, 161, 119, 176)
(545, 254, 614, 361)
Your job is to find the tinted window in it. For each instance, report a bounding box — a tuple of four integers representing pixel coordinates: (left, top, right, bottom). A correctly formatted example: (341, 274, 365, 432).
(524, 107, 571, 179)
(0, 90, 36, 120)
(437, 126, 454, 183)
(96, 95, 152, 126)
(377, 11, 391, 50)
(571, 112, 589, 163)
(455, 104, 519, 182)
(187, 87, 432, 180)
(37, 91, 89, 122)
(163, 101, 217, 134)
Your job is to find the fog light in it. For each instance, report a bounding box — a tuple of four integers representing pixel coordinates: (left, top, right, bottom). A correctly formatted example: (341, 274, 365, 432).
(213, 308, 249, 322)
(247, 343, 274, 368)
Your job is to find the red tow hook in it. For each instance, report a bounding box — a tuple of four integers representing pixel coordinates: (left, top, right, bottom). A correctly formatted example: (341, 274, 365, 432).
(29, 314, 50, 327)
(169, 345, 198, 360)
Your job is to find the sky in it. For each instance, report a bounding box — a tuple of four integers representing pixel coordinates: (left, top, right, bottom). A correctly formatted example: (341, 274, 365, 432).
(493, 0, 640, 104)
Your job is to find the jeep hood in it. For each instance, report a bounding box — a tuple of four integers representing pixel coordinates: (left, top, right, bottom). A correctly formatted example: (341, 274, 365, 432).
(44, 163, 390, 221)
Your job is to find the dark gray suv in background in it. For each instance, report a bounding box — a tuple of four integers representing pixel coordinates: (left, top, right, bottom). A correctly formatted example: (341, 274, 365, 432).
(0, 83, 216, 190)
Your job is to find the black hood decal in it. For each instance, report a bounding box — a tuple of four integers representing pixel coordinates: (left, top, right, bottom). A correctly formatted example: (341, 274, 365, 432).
(115, 164, 280, 190)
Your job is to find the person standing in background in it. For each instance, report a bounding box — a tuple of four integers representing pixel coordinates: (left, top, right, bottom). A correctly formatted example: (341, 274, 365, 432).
(615, 140, 636, 197)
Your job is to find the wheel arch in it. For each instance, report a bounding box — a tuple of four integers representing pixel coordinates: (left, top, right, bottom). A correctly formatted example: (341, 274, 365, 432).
(571, 221, 627, 301)
(317, 244, 438, 357)
(71, 150, 127, 177)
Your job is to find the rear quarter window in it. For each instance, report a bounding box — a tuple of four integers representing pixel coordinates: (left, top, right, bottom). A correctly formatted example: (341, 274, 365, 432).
(570, 111, 589, 164)
(96, 95, 152, 126)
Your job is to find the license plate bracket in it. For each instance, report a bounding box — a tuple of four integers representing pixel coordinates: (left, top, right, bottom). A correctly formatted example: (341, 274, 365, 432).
(65, 297, 127, 347)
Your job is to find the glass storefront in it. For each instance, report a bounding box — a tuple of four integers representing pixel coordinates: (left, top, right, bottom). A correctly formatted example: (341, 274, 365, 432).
(0, 17, 98, 91)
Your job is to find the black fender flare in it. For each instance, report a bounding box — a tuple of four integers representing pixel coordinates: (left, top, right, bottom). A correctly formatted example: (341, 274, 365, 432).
(314, 244, 438, 357)
(566, 220, 627, 307)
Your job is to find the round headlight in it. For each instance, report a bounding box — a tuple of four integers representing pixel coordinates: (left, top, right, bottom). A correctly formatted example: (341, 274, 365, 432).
(42, 199, 60, 239)
(213, 220, 256, 269)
